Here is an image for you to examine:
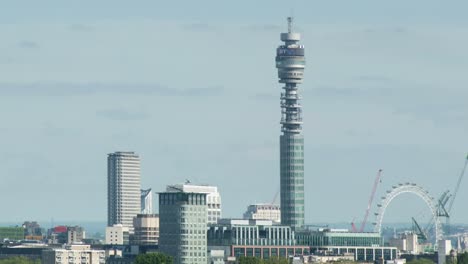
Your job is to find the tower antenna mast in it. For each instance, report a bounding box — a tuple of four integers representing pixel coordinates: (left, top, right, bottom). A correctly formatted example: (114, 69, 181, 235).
(287, 17, 293, 33)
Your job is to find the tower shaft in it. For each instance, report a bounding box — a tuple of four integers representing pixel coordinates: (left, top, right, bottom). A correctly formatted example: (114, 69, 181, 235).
(276, 17, 305, 229)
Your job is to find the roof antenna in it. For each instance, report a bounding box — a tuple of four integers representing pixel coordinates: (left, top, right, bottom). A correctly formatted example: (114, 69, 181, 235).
(287, 16, 293, 33)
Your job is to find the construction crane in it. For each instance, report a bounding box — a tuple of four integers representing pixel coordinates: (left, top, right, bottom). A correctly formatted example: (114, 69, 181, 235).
(412, 217, 428, 242)
(421, 153, 467, 236)
(445, 153, 468, 234)
(447, 154, 468, 213)
(359, 169, 383, 232)
(271, 189, 280, 205)
(351, 218, 357, 232)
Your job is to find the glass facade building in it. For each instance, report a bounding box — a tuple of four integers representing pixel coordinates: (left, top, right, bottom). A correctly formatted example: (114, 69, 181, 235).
(159, 192, 207, 264)
(295, 229, 397, 261)
(296, 230, 382, 247)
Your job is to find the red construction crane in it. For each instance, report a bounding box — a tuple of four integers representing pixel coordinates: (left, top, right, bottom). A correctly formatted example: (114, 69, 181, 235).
(359, 169, 383, 232)
(351, 218, 357, 232)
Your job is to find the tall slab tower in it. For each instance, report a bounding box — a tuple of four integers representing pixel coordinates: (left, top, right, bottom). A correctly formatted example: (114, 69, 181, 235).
(276, 17, 305, 229)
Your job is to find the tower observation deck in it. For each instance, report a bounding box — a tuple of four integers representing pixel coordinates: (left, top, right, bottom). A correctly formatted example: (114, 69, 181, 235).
(276, 17, 305, 230)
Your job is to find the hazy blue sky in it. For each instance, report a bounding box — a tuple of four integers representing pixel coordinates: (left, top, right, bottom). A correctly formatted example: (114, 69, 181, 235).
(0, 0, 467, 230)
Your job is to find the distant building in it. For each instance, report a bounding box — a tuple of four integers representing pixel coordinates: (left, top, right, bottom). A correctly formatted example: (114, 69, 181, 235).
(42, 244, 105, 264)
(46, 226, 85, 245)
(207, 219, 308, 259)
(23, 221, 43, 240)
(141, 188, 153, 214)
(208, 250, 225, 264)
(159, 191, 207, 264)
(305, 252, 355, 263)
(166, 183, 221, 224)
(108, 151, 141, 230)
(243, 204, 281, 223)
(438, 240, 452, 264)
(0, 227, 25, 242)
(105, 224, 129, 245)
(131, 214, 159, 245)
(0, 245, 46, 262)
(67, 226, 85, 245)
(47, 226, 68, 244)
(296, 229, 398, 262)
(208, 222, 397, 262)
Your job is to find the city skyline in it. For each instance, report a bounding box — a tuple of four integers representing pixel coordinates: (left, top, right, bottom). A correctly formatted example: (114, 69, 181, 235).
(0, 0, 467, 226)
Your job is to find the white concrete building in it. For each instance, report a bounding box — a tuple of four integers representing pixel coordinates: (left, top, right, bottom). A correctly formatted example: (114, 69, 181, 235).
(107, 151, 141, 230)
(42, 244, 105, 264)
(243, 204, 281, 223)
(141, 188, 153, 214)
(438, 239, 452, 264)
(406, 233, 419, 254)
(132, 214, 159, 245)
(167, 183, 221, 224)
(105, 224, 129, 245)
(67, 226, 85, 245)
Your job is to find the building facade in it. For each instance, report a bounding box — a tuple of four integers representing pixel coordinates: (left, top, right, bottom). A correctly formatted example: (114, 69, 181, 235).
(105, 224, 129, 245)
(131, 214, 159, 245)
(0, 227, 24, 242)
(42, 244, 105, 264)
(141, 188, 153, 214)
(243, 204, 281, 223)
(107, 151, 141, 230)
(167, 183, 221, 224)
(276, 17, 306, 230)
(296, 229, 398, 261)
(67, 226, 85, 245)
(207, 219, 308, 259)
(159, 191, 207, 264)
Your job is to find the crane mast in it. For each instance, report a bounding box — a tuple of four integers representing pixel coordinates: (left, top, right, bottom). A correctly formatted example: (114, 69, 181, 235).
(359, 169, 383, 232)
(447, 154, 468, 213)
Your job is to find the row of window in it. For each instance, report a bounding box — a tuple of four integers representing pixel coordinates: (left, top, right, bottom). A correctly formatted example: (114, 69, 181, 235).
(281, 165, 304, 171)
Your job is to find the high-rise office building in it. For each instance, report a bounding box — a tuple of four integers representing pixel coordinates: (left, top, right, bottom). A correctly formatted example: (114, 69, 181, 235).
(107, 151, 141, 230)
(276, 17, 306, 229)
(167, 183, 221, 224)
(159, 191, 207, 264)
(141, 188, 153, 214)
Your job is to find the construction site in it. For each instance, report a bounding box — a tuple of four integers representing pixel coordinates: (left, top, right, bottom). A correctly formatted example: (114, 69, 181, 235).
(345, 154, 468, 257)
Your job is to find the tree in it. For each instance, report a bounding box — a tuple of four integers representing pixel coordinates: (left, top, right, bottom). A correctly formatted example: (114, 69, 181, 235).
(0, 257, 41, 264)
(238, 256, 264, 264)
(458, 252, 468, 264)
(264, 256, 289, 264)
(134, 252, 173, 264)
(407, 258, 436, 264)
(237, 256, 290, 264)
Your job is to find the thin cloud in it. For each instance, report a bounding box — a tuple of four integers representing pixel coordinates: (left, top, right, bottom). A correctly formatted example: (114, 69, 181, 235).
(0, 82, 225, 97)
(68, 24, 94, 32)
(96, 108, 151, 121)
(17, 41, 40, 49)
(250, 93, 276, 101)
(0, 57, 14, 64)
(181, 23, 217, 32)
(245, 24, 281, 32)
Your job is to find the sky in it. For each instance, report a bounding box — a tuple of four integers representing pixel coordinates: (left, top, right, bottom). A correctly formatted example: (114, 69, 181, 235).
(0, 0, 467, 230)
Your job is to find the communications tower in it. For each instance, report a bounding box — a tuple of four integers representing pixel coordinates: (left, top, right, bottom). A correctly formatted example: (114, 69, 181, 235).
(276, 17, 306, 229)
